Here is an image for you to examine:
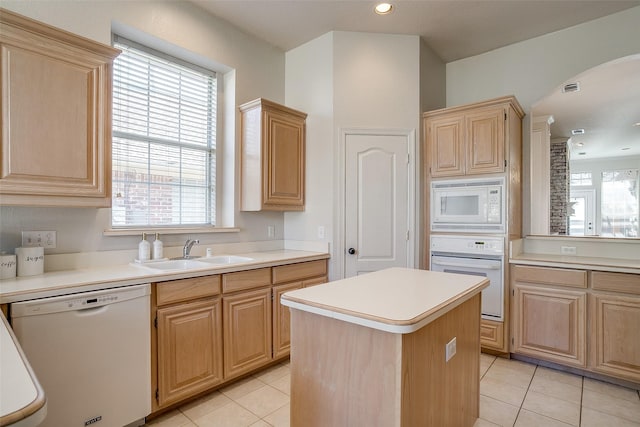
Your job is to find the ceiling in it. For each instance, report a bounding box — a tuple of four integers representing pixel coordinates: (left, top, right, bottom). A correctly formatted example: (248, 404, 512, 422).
(190, 1, 640, 160)
(190, 0, 639, 62)
(532, 55, 640, 160)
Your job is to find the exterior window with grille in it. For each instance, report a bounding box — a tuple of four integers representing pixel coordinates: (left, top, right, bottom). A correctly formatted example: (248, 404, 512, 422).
(111, 36, 217, 227)
(570, 172, 592, 186)
(601, 169, 639, 238)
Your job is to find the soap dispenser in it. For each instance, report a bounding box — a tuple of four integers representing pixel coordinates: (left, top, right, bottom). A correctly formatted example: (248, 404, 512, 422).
(153, 233, 164, 260)
(138, 233, 151, 261)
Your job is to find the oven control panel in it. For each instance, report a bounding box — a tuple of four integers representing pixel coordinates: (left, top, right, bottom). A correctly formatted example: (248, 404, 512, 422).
(431, 235, 504, 255)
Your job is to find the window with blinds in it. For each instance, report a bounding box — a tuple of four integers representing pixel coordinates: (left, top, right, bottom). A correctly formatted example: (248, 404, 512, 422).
(111, 36, 217, 227)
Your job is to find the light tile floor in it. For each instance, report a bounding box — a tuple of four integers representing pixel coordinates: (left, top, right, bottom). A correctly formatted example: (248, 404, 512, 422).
(146, 354, 640, 427)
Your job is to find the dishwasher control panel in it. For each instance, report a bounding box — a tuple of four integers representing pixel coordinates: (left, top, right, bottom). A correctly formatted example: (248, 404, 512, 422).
(10, 284, 150, 317)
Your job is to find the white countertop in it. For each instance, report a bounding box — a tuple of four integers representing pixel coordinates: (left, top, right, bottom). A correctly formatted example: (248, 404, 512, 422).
(509, 236, 640, 274)
(510, 253, 640, 273)
(0, 250, 329, 304)
(0, 312, 46, 427)
(281, 267, 488, 334)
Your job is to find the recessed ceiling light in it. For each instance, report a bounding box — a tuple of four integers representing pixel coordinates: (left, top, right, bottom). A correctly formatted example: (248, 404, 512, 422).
(575, 142, 584, 147)
(374, 3, 393, 15)
(571, 129, 585, 135)
(634, 122, 640, 127)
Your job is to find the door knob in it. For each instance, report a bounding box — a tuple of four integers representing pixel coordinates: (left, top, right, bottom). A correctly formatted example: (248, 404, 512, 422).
(348, 248, 356, 255)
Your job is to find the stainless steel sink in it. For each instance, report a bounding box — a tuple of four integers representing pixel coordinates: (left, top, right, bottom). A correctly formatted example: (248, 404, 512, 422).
(140, 259, 210, 271)
(199, 255, 254, 265)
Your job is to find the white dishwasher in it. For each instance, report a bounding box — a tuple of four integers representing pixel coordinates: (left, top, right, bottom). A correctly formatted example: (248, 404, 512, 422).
(11, 283, 151, 427)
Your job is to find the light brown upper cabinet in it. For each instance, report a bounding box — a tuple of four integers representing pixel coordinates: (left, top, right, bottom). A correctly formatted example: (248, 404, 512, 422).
(240, 98, 306, 211)
(0, 9, 120, 207)
(425, 96, 524, 177)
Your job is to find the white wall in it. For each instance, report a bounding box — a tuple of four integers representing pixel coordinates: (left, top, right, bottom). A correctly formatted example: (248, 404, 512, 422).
(0, 1, 287, 253)
(285, 31, 425, 279)
(446, 6, 640, 235)
(284, 33, 334, 246)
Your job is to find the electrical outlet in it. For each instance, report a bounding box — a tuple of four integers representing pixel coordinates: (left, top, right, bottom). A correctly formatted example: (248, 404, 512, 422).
(267, 225, 275, 238)
(317, 226, 325, 239)
(22, 231, 57, 248)
(561, 246, 577, 255)
(445, 337, 457, 362)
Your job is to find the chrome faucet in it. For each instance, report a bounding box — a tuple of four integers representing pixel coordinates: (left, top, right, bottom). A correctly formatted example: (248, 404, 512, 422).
(183, 239, 199, 258)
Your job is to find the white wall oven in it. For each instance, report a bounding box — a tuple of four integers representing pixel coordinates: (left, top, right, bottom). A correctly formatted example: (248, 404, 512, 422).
(431, 177, 505, 233)
(430, 235, 504, 321)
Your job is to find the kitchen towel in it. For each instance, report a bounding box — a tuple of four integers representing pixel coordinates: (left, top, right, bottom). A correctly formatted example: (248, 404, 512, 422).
(15, 247, 44, 277)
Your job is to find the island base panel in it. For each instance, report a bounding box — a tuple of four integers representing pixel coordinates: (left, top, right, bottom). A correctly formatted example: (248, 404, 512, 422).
(289, 294, 481, 427)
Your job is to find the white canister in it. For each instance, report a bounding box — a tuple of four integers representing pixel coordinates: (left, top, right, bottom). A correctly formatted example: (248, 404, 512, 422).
(0, 253, 17, 279)
(15, 247, 45, 277)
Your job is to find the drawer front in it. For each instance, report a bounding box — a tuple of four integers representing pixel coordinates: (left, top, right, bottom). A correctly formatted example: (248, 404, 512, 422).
(157, 275, 221, 306)
(272, 260, 327, 284)
(480, 319, 504, 351)
(591, 271, 640, 295)
(222, 267, 271, 293)
(512, 265, 586, 288)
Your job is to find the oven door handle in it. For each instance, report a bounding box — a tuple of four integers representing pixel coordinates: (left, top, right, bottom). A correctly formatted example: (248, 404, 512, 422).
(432, 260, 501, 270)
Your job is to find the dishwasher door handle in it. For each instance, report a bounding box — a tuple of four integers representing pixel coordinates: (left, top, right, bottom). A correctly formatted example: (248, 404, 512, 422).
(432, 260, 501, 270)
(75, 305, 109, 316)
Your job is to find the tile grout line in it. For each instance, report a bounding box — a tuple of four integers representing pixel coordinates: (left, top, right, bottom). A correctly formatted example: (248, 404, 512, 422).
(511, 362, 539, 426)
(578, 375, 584, 427)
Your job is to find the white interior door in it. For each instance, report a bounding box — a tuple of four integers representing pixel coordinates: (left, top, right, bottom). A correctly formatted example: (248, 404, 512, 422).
(344, 132, 411, 277)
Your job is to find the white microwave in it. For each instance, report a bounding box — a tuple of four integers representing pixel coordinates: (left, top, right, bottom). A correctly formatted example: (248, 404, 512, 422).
(431, 177, 505, 233)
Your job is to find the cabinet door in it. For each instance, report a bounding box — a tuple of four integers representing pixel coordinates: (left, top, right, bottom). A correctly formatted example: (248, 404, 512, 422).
(590, 293, 640, 383)
(465, 107, 505, 175)
(223, 288, 272, 379)
(0, 12, 118, 207)
(480, 319, 504, 351)
(273, 281, 303, 359)
(513, 285, 586, 367)
(427, 113, 465, 177)
(157, 298, 223, 408)
(263, 108, 305, 210)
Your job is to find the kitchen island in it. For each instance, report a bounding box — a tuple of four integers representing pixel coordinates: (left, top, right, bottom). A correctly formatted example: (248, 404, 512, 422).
(281, 267, 489, 427)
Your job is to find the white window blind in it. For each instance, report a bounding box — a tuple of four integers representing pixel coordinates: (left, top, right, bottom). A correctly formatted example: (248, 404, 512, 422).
(111, 36, 217, 227)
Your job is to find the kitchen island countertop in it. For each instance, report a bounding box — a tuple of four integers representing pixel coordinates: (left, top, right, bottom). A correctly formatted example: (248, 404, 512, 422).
(282, 267, 489, 333)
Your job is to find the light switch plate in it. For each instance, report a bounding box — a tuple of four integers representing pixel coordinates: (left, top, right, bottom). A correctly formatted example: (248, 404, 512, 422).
(22, 231, 57, 248)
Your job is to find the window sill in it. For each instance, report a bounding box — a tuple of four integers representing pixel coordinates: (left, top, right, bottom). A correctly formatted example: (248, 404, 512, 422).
(103, 227, 240, 237)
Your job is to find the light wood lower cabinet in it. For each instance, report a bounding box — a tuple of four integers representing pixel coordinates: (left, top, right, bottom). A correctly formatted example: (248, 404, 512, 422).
(154, 276, 223, 410)
(273, 282, 303, 359)
(157, 298, 223, 407)
(272, 259, 328, 359)
(152, 258, 329, 414)
(512, 266, 640, 384)
(223, 287, 273, 379)
(513, 284, 587, 367)
(589, 271, 640, 383)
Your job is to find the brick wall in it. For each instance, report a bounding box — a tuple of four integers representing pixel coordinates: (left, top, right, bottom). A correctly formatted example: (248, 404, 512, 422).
(549, 141, 569, 234)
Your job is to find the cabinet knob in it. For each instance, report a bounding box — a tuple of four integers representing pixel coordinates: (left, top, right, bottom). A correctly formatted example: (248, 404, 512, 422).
(348, 248, 356, 255)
